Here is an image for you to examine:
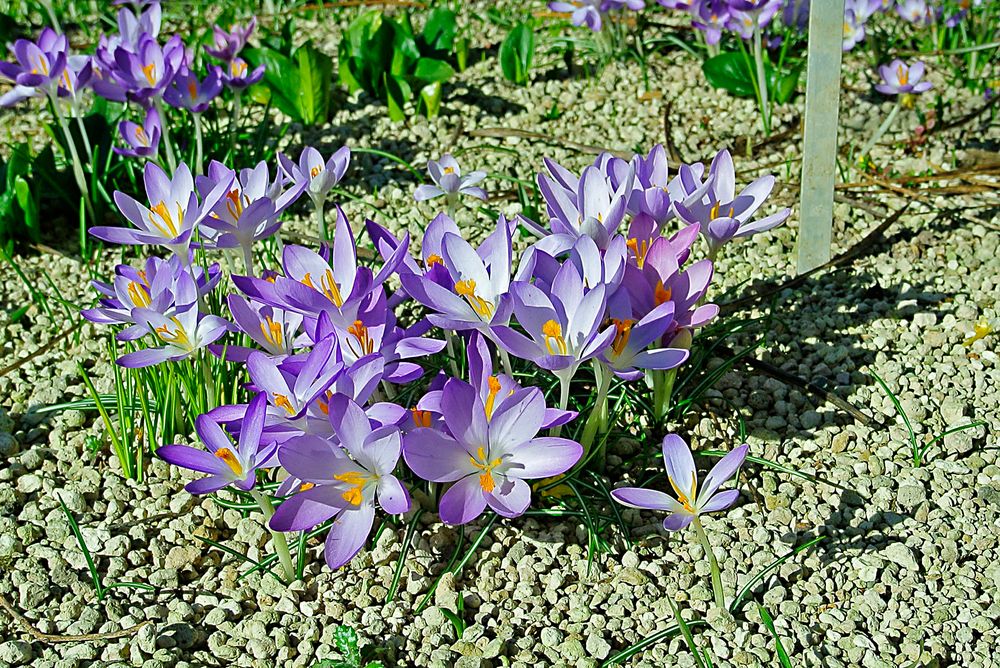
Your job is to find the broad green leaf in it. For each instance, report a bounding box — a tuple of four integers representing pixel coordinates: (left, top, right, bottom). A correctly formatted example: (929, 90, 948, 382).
(384, 73, 408, 123)
(419, 81, 443, 119)
(244, 47, 300, 119)
(702, 52, 756, 98)
(422, 8, 457, 53)
(13, 176, 39, 243)
(295, 42, 332, 125)
(500, 22, 534, 86)
(413, 57, 454, 84)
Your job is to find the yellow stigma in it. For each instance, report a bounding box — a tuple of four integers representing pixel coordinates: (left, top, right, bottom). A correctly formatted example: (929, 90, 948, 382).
(347, 320, 375, 357)
(610, 318, 635, 357)
(302, 269, 344, 307)
(469, 446, 502, 493)
(260, 316, 283, 348)
(654, 281, 673, 307)
(425, 254, 443, 269)
(411, 408, 432, 428)
(231, 60, 247, 77)
(334, 470, 369, 506)
(454, 279, 495, 319)
(155, 317, 190, 347)
(135, 125, 149, 146)
(32, 54, 50, 76)
(127, 280, 151, 307)
(542, 320, 567, 356)
(443, 166, 455, 174)
(299, 482, 315, 492)
(318, 390, 333, 416)
(484, 376, 502, 421)
(668, 470, 698, 513)
(273, 393, 295, 416)
(225, 189, 248, 220)
(214, 447, 243, 477)
(147, 201, 182, 238)
(897, 64, 909, 86)
(187, 81, 197, 100)
(141, 62, 157, 86)
(310, 166, 322, 179)
(626, 237, 649, 269)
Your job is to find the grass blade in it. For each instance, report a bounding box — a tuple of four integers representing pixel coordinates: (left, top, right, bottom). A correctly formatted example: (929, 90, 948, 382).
(729, 536, 824, 615)
(759, 604, 793, 667)
(57, 493, 104, 600)
(388, 509, 425, 603)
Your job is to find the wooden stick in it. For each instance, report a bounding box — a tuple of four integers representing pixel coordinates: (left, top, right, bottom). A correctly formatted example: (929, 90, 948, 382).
(0, 591, 150, 644)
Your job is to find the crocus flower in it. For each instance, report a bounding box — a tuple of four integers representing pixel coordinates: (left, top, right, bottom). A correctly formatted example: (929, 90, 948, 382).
(875, 59, 933, 96)
(219, 295, 305, 362)
(404, 377, 582, 524)
(221, 56, 264, 90)
(399, 219, 513, 333)
(205, 18, 257, 62)
(0, 28, 68, 106)
(118, 304, 231, 368)
(157, 391, 276, 494)
(93, 33, 184, 104)
(673, 149, 790, 258)
(114, 106, 161, 159)
(599, 301, 690, 380)
(91, 162, 231, 259)
(279, 146, 351, 211)
(269, 394, 410, 569)
(842, 9, 866, 51)
(611, 433, 747, 531)
(492, 259, 615, 377)
(895, 0, 931, 25)
(692, 0, 731, 45)
(549, 0, 604, 31)
(163, 66, 222, 112)
(414, 154, 488, 206)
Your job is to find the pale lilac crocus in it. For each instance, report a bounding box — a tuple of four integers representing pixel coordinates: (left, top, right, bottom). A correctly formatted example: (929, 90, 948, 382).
(270, 394, 410, 570)
(0, 28, 68, 106)
(219, 295, 305, 362)
(157, 391, 275, 494)
(549, 0, 604, 30)
(875, 59, 933, 95)
(414, 154, 488, 212)
(205, 18, 257, 63)
(404, 378, 582, 524)
(221, 57, 264, 90)
(114, 106, 161, 159)
(599, 301, 689, 380)
(163, 66, 222, 112)
(612, 433, 748, 608)
(279, 146, 350, 239)
(118, 304, 231, 368)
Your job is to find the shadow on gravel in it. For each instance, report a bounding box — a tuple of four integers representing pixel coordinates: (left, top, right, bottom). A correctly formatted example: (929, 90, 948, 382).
(449, 84, 528, 119)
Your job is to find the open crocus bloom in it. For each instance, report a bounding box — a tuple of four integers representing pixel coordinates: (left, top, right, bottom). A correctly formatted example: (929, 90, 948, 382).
(270, 394, 410, 569)
(279, 146, 351, 209)
(414, 154, 487, 204)
(118, 303, 231, 368)
(115, 106, 161, 159)
(403, 377, 582, 524)
(613, 434, 748, 531)
(875, 59, 933, 96)
(534, 162, 634, 253)
(157, 392, 276, 494)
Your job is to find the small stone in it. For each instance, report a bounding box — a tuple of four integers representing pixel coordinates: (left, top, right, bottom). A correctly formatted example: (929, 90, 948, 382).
(585, 634, 611, 660)
(882, 543, 918, 571)
(0, 641, 32, 665)
(541, 627, 563, 648)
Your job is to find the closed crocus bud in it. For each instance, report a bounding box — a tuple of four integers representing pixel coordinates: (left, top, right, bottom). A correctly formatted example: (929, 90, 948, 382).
(668, 328, 693, 351)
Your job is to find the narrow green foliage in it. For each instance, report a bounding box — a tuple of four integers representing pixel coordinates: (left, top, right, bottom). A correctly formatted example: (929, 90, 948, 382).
(729, 536, 824, 615)
(759, 605, 793, 667)
(500, 22, 535, 86)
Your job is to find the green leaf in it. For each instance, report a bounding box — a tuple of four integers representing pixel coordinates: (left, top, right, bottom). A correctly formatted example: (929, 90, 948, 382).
(420, 81, 443, 118)
(413, 57, 454, 84)
(295, 42, 332, 125)
(702, 52, 756, 98)
(759, 605, 793, 667)
(244, 47, 300, 120)
(384, 73, 409, 122)
(422, 8, 457, 53)
(333, 625, 361, 666)
(13, 176, 39, 243)
(500, 22, 535, 86)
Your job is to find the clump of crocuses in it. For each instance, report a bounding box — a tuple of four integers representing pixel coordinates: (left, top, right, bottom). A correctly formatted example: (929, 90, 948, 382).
(82, 139, 785, 578)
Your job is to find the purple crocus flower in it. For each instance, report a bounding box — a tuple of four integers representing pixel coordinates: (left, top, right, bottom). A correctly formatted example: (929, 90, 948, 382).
(875, 59, 933, 96)
(725, 0, 781, 39)
(414, 154, 488, 206)
(0, 28, 68, 106)
(599, 301, 690, 380)
(163, 66, 222, 112)
(842, 9, 867, 51)
(205, 18, 257, 62)
(673, 149, 790, 258)
(279, 146, 351, 211)
(612, 434, 747, 531)
(91, 162, 231, 260)
(549, 0, 605, 30)
(269, 394, 410, 570)
(157, 392, 276, 494)
(692, 0, 731, 45)
(93, 33, 184, 104)
(895, 0, 931, 25)
(117, 303, 231, 368)
(218, 295, 305, 362)
(114, 106, 161, 159)
(399, 218, 513, 333)
(404, 377, 582, 524)
(492, 258, 615, 378)
(221, 56, 264, 90)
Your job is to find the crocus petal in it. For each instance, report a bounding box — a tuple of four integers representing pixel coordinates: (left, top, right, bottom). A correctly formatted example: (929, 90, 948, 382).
(376, 476, 411, 515)
(403, 428, 473, 483)
(696, 444, 748, 508)
(269, 484, 347, 532)
(185, 475, 232, 495)
(157, 444, 229, 476)
(612, 487, 685, 512)
(506, 437, 582, 479)
(661, 433, 697, 501)
(324, 503, 375, 569)
(662, 513, 695, 532)
(438, 474, 489, 525)
(484, 476, 531, 518)
(699, 488, 740, 514)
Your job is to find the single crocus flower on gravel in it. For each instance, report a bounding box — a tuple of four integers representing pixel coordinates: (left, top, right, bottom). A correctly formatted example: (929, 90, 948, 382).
(157, 391, 275, 494)
(220, 56, 264, 91)
(414, 154, 488, 213)
(403, 377, 582, 525)
(612, 433, 747, 607)
(270, 394, 410, 570)
(114, 105, 161, 159)
(875, 59, 933, 96)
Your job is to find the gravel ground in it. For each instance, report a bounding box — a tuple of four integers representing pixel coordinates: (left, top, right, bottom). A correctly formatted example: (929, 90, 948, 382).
(1, 6, 999, 668)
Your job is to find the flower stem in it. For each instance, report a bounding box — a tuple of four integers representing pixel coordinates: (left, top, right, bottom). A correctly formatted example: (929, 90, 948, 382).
(202, 353, 217, 411)
(859, 101, 901, 161)
(227, 90, 242, 162)
(692, 516, 725, 609)
(580, 364, 613, 459)
(193, 112, 204, 176)
(753, 17, 771, 136)
(50, 94, 96, 250)
(73, 111, 94, 165)
(444, 330, 460, 377)
(653, 367, 678, 423)
(499, 348, 514, 378)
(242, 245, 255, 278)
(315, 198, 327, 241)
(551, 372, 572, 438)
(250, 489, 296, 583)
(153, 98, 177, 173)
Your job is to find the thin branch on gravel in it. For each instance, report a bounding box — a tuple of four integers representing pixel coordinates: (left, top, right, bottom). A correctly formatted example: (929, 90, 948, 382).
(662, 100, 685, 164)
(469, 127, 641, 163)
(0, 592, 151, 643)
(0, 321, 83, 379)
